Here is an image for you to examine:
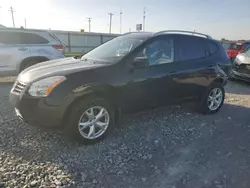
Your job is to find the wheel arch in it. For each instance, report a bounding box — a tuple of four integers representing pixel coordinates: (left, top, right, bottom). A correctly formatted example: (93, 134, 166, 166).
(18, 56, 50, 72)
(62, 84, 118, 127)
(211, 77, 227, 86)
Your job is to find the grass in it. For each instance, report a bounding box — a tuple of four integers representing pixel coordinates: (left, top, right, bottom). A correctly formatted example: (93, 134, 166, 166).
(64, 52, 82, 57)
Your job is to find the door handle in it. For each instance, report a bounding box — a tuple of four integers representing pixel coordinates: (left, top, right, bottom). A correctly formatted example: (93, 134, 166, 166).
(18, 47, 28, 51)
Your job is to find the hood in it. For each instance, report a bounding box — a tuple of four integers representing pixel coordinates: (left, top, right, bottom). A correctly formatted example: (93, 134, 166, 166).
(226, 49, 240, 57)
(18, 57, 105, 83)
(234, 54, 250, 65)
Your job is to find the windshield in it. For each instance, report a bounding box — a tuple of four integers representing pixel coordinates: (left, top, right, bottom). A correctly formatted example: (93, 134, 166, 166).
(223, 42, 243, 50)
(81, 37, 144, 63)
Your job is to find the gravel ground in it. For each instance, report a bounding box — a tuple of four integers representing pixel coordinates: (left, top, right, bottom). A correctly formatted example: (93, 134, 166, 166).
(1, 80, 250, 188)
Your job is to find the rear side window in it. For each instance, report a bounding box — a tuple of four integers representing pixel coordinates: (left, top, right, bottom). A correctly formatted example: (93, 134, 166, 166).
(176, 36, 207, 61)
(20, 32, 49, 44)
(0, 31, 48, 44)
(207, 41, 219, 55)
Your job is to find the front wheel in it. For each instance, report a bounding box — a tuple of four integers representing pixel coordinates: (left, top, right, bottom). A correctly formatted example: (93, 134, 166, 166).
(199, 84, 225, 114)
(65, 97, 114, 144)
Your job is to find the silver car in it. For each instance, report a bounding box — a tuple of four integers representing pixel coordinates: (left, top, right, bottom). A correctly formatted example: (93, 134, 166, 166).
(0, 29, 65, 76)
(230, 47, 250, 81)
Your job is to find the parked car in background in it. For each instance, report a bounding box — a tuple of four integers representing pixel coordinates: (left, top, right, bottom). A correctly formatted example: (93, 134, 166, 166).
(222, 41, 250, 61)
(0, 28, 65, 76)
(230, 47, 250, 81)
(10, 30, 231, 144)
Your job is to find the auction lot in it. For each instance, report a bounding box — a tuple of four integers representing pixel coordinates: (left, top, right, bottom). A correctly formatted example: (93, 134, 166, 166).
(1, 80, 250, 188)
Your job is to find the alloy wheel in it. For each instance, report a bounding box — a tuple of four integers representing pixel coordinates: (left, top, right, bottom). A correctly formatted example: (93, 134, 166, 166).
(78, 106, 110, 140)
(207, 88, 223, 111)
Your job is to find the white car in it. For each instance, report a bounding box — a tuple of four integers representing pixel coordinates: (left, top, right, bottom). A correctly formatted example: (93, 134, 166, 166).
(0, 29, 65, 76)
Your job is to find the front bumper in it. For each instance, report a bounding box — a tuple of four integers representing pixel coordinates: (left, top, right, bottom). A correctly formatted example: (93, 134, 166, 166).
(10, 91, 65, 128)
(230, 70, 250, 82)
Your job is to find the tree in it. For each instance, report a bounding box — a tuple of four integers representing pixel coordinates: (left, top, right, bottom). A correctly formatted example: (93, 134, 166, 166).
(221, 38, 227, 42)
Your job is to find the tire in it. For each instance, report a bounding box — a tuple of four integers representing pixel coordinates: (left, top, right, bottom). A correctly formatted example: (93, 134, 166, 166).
(65, 97, 114, 144)
(198, 84, 225, 114)
(228, 76, 235, 81)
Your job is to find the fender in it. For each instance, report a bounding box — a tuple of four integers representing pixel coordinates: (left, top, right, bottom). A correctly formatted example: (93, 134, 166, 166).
(61, 83, 118, 127)
(71, 83, 117, 103)
(17, 56, 49, 72)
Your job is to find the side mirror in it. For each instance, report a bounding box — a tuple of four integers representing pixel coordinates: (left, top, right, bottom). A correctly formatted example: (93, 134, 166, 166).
(132, 57, 148, 69)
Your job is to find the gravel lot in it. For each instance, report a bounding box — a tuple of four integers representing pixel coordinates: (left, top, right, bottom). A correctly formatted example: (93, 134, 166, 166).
(1, 80, 250, 188)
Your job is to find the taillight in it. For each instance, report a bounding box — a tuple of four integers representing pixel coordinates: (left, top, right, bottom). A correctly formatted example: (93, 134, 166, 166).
(52, 45, 64, 53)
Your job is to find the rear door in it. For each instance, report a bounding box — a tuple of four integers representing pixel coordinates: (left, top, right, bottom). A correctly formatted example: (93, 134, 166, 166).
(0, 31, 30, 75)
(172, 35, 214, 99)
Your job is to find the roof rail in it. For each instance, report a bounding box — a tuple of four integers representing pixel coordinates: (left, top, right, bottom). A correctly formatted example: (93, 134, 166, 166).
(121, 32, 139, 36)
(154, 30, 212, 39)
(121, 31, 153, 36)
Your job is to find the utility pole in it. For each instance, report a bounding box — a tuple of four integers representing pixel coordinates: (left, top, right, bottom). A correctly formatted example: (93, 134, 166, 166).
(0, 7, 2, 23)
(9, 6, 16, 28)
(120, 10, 122, 34)
(143, 7, 146, 31)
(24, 18, 26, 28)
(108, 13, 114, 34)
(86, 17, 92, 32)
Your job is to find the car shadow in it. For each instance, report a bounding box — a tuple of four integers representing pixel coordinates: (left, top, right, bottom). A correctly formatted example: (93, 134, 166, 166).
(226, 80, 250, 95)
(2, 102, 250, 187)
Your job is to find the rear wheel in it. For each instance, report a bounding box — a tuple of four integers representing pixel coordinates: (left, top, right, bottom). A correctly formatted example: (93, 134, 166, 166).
(199, 84, 225, 114)
(66, 97, 114, 144)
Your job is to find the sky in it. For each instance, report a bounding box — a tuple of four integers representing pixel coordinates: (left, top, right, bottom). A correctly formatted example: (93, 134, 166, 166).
(0, 0, 249, 40)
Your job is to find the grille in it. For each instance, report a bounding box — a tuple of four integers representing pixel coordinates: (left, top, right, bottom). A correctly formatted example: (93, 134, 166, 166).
(12, 81, 26, 94)
(238, 64, 250, 74)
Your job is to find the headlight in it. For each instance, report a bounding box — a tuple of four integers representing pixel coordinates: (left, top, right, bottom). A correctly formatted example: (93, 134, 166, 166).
(237, 55, 245, 62)
(28, 76, 66, 97)
(234, 55, 245, 65)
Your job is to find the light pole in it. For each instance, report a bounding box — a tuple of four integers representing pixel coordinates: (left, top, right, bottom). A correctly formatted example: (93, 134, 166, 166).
(108, 13, 114, 34)
(120, 10, 122, 34)
(86, 17, 92, 32)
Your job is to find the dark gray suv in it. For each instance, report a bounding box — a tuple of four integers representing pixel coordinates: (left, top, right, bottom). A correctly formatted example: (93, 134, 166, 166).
(10, 30, 232, 144)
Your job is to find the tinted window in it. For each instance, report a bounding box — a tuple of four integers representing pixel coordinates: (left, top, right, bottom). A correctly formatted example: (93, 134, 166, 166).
(0, 31, 21, 44)
(207, 41, 218, 55)
(136, 37, 174, 66)
(176, 36, 206, 61)
(244, 48, 250, 56)
(0, 31, 48, 44)
(222, 42, 230, 50)
(227, 43, 243, 50)
(244, 43, 250, 50)
(20, 33, 48, 44)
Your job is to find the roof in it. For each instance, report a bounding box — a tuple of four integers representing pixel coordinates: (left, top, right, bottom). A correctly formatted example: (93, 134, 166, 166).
(0, 24, 6, 28)
(122, 30, 212, 40)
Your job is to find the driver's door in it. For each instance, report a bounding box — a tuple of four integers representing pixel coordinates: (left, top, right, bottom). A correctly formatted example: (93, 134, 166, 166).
(120, 36, 178, 112)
